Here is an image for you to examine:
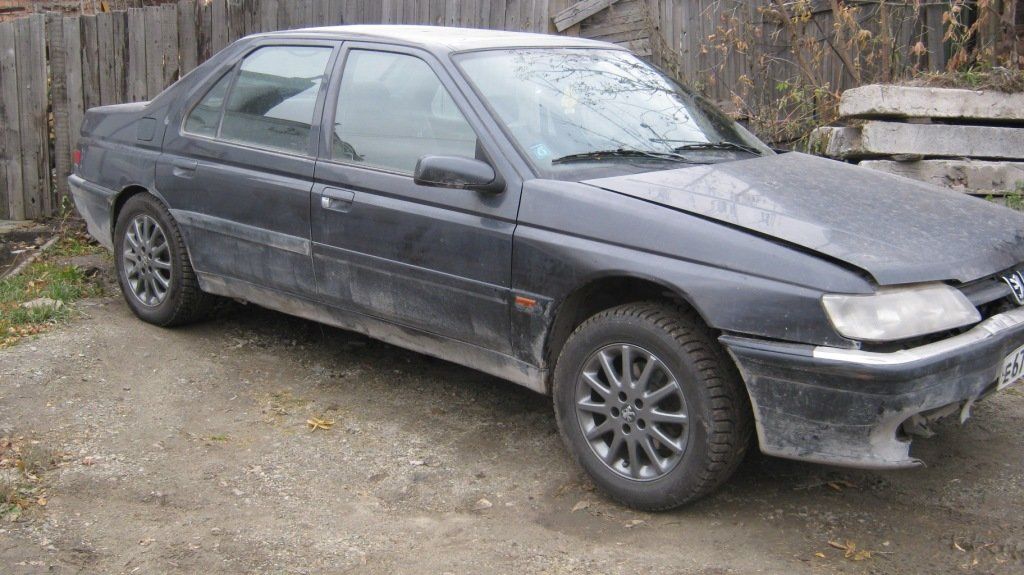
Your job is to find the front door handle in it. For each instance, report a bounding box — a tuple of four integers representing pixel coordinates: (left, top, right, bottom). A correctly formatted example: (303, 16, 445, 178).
(321, 187, 356, 212)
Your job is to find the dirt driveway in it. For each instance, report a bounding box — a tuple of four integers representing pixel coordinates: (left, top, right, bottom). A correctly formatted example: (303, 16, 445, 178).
(1, 262, 1023, 574)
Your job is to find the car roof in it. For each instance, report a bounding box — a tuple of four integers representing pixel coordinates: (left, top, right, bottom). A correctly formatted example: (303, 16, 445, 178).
(260, 24, 620, 53)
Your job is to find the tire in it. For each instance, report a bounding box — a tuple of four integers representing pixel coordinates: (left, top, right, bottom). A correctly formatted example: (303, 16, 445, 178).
(113, 193, 218, 327)
(552, 301, 752, 510)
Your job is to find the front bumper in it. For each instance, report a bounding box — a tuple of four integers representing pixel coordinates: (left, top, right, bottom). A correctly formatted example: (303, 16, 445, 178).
(721, 306, 1024, 468)
(68, 174, 116, 251)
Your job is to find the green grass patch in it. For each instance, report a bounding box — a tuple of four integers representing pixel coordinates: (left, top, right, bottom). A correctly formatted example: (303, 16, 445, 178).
(49, 232, 105, 258)
(0, 237, 105, 348)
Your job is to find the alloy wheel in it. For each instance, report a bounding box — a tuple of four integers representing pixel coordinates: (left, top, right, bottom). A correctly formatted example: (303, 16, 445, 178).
(122, 214, 172, 307)
(575, 343, 690, 481)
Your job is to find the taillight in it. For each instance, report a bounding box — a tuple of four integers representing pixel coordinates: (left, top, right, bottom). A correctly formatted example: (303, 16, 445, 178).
(72, 149, 82, 166)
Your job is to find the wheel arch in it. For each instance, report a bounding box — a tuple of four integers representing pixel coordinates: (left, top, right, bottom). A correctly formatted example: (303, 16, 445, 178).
(110, 185, 174, 243)
(544, 274, 707, 372)
(109, 185, 198, 273)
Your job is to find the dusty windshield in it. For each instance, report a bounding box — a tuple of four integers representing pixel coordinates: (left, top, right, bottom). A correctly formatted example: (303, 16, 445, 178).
(455, 48, 771, 179)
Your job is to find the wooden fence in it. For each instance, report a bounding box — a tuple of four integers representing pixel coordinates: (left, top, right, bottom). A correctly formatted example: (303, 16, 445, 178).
(0, 0, 592, 220)
(649, 1, 971, 112)
(0, 0, 969, 220)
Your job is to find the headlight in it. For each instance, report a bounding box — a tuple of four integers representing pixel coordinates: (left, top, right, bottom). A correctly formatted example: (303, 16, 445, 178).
(822, 283, 980, 342)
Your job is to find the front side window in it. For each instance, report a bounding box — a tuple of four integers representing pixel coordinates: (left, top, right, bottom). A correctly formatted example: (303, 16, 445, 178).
(456, 48, 771, 179)
(213, 45, 333, 154)
(332, 50, 478, 174)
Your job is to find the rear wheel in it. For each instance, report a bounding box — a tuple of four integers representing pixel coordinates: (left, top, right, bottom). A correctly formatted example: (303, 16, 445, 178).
(113, 194, 218, 326)
(553, 302, 752, 510)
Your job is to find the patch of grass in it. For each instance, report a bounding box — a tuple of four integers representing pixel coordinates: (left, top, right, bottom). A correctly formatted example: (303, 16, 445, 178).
(1005, 191, 1024, 212)
(908, 66, 1024, 93)
(988, 183, 1024, 212)
(49, 232, 104, 258)
(0, 242, 105, 348)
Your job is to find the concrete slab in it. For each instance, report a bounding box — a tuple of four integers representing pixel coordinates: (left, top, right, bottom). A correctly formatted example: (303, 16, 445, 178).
(858, 159, 1024, 192)
(809, 122, 1024, 160)
(839, 84, 1024, 122)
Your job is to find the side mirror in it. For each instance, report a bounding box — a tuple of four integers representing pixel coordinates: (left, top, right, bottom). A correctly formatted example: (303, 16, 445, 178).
(413, 155, 504, 194)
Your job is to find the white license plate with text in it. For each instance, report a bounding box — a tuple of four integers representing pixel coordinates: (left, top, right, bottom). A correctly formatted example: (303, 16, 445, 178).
(998, 344, 1024, 390)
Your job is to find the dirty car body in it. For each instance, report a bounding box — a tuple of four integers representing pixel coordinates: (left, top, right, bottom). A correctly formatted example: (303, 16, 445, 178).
(69, 26, 1024, 506)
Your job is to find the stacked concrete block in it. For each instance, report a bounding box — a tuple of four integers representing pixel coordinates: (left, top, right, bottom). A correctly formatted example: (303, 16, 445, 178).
(810, 85, 1024, 196)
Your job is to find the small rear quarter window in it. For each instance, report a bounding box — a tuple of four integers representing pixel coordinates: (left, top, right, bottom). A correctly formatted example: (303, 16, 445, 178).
(184, 71, 232, 138)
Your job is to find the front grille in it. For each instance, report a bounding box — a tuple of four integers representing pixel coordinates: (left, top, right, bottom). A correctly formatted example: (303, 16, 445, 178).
(958, 270, 1016, 321)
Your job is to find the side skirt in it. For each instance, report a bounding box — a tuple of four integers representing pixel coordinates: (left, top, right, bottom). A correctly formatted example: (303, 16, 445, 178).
(196, 272, 548, 394)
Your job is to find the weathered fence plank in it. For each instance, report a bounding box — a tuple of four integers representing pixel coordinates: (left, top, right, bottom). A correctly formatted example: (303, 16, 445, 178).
(261, 0, 279, 30)
(0, 21, 22, 219)
(47, 15, 72, 205)
(96, 12, 117, 105)
(127, 8, 147, 101)
(112, 11, 129, 102)
(144, 6, 164, 98)
(179, 0, 198, 75)
(81, 15, 100, 110)
(162, 3, 180, 89)
(554, 0, 616, 31)
(15, 15, 50, 219)
(63, 17, 85, 157)
(211, 0, 228, 53)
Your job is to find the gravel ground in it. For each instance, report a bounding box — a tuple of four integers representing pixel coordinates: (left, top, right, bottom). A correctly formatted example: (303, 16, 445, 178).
(1, 260, 1023, 574)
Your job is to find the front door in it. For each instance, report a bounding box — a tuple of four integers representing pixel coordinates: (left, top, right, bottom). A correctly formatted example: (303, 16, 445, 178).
(312, 44, 521, 353)
(157, 41, 338, 298)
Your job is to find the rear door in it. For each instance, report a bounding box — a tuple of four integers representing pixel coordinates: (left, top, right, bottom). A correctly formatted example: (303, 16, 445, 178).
(157, 40, 339, 298)
(311, 43, 523, 353)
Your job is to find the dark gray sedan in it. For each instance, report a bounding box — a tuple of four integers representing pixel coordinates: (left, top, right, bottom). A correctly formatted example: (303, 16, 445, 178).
(69, 25, 1024, 510)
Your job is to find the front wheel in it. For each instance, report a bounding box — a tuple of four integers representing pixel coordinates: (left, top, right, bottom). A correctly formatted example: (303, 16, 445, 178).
(113, 193, 218, 326)
(553, 302, 752, 510)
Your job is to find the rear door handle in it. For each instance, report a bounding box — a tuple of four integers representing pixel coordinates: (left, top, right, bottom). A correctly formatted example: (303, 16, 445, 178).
(171, 158, 198, 178)
(321, 187, 356, 212)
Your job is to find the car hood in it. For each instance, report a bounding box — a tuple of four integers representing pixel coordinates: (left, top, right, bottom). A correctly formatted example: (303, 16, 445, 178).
(584, 152, 1024, 285)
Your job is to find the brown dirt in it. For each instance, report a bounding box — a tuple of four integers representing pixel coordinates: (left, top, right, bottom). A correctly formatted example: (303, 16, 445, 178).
(1, 261, 1023, 574)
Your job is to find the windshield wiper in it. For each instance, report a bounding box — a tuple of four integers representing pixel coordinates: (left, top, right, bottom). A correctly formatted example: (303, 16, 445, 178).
(668, 141, 763, 155)
(551, 148, 699, 165)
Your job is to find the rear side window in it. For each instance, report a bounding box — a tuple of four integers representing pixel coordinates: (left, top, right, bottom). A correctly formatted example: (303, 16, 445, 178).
(207, 45, 332, 155)
(332, 50, 478, 173)
(184, 71, 232, 138)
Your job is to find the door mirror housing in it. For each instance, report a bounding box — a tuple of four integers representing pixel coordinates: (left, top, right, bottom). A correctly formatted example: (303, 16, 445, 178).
(413, 155, 504, 194)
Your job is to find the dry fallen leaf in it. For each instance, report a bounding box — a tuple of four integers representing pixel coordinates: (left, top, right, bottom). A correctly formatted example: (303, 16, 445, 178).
(306, 417, 334, 431)
(472, 498, 493, 511)
(814, 552, 826, 558)
(851, 550, 872, 561)
(36, 497, 46, 506)
(828, 540, 873, 561)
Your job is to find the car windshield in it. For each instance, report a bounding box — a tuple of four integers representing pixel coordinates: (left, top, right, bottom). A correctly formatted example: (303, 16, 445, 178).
(455, 48, 771, 179)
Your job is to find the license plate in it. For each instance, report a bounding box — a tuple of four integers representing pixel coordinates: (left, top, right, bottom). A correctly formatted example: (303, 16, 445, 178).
(998, 344, 1024, 390)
